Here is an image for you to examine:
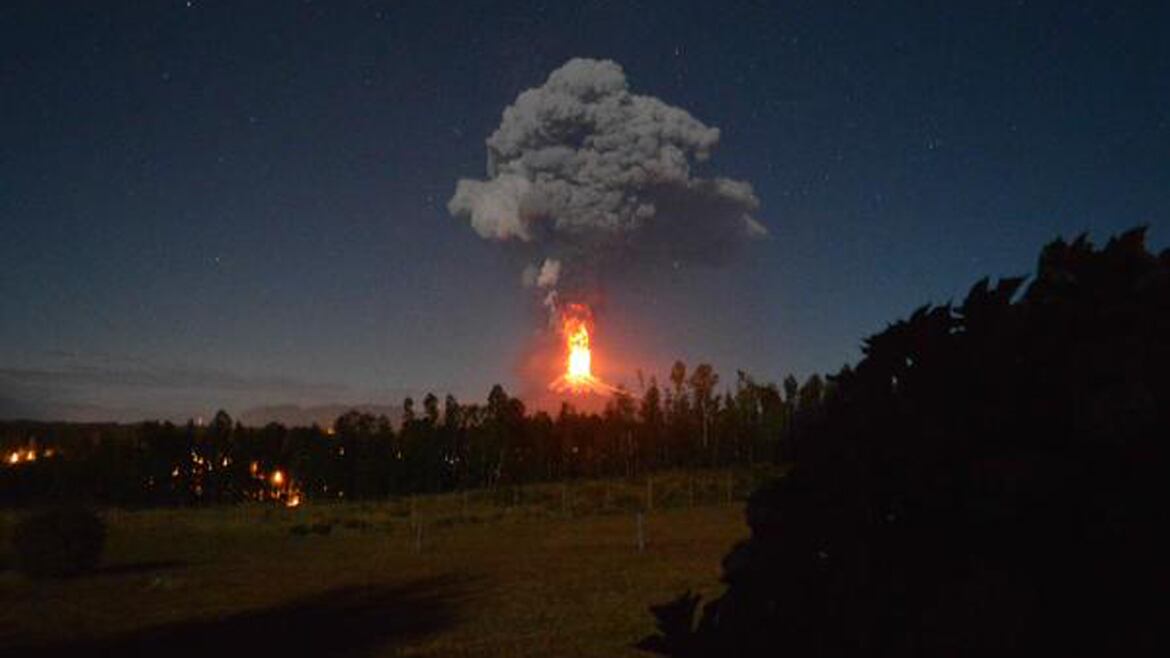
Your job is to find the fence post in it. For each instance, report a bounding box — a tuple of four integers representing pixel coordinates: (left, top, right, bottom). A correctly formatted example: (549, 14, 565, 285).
(636, 512, 645, 552)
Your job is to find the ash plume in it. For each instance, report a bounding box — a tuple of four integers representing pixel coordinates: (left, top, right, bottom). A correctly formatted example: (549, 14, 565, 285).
(449, 58, 765, 315)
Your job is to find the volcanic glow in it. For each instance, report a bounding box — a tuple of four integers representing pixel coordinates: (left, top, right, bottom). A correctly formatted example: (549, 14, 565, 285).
(549, 303, 616, 395)
(567, 321, 591, 379)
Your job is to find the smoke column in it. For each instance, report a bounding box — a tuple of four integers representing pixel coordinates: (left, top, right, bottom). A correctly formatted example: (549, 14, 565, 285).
(449, 58, 766, 320)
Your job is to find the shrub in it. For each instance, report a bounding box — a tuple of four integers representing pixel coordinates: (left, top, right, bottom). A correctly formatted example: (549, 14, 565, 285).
(12, 507, 106, 578)
(289, 522, 333, 536)
(341, 518, 372, 531)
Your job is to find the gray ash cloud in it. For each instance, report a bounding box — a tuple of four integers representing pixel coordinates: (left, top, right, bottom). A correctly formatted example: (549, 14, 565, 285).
(449, 58, 765, 310)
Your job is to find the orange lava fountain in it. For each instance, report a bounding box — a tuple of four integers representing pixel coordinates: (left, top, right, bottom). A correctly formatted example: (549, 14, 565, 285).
(549, 303, 617, 395)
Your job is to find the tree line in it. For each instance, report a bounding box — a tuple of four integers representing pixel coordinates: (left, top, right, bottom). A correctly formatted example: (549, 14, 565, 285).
(0, 363, 829, 506)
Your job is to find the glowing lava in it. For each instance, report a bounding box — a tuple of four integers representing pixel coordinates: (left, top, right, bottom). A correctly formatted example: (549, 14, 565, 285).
(567, 320, 591, 379)
(549, 304, 616, 395)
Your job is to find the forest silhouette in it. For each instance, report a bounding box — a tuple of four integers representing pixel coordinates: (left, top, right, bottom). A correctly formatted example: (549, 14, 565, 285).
(3, 362, 803, 505)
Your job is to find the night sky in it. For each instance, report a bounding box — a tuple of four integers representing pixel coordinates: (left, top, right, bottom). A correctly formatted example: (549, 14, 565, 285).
(2, 1, 1167, 421)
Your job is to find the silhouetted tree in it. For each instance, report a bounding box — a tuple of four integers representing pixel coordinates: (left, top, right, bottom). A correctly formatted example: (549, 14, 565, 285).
(640, 377, 666, 467)
(640, 227, 1169, 657)
(688, 364, 720, 466)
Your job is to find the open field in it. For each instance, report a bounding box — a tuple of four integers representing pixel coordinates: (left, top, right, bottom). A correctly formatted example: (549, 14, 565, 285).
(0, 471, 768, 657)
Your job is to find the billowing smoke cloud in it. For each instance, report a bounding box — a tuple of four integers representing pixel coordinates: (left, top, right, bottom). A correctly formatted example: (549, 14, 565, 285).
(449, 58, 765, 312)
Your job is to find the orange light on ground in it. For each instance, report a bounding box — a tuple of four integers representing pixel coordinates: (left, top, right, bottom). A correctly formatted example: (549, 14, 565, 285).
(4, 447, 54, 466)
(285, 493, 302, 508)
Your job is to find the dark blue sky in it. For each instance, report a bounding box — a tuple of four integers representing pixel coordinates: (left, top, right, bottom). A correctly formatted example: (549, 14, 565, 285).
(2, 0, 1167, 421)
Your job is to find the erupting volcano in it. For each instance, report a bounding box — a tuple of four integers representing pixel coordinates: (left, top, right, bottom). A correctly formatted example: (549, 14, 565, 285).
(448, 59, 767, 404)
(548, 303, 616, 396)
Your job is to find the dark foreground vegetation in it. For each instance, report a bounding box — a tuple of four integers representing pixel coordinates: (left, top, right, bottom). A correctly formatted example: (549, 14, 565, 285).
(10, 507, 105, 578)
(641, 227, 1168, 656)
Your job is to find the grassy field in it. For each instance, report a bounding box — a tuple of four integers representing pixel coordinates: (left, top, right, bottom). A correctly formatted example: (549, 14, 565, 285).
(0, 470, 770, 657)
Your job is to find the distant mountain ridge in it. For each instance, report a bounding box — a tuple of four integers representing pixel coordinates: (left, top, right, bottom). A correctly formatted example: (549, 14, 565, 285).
(238, 403, 403, 429)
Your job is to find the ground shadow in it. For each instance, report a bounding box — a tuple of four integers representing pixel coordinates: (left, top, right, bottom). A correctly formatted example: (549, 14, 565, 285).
(10, 574, 469, 657)
(0, 559, 188, 578)
(93, 558, 188, 576)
